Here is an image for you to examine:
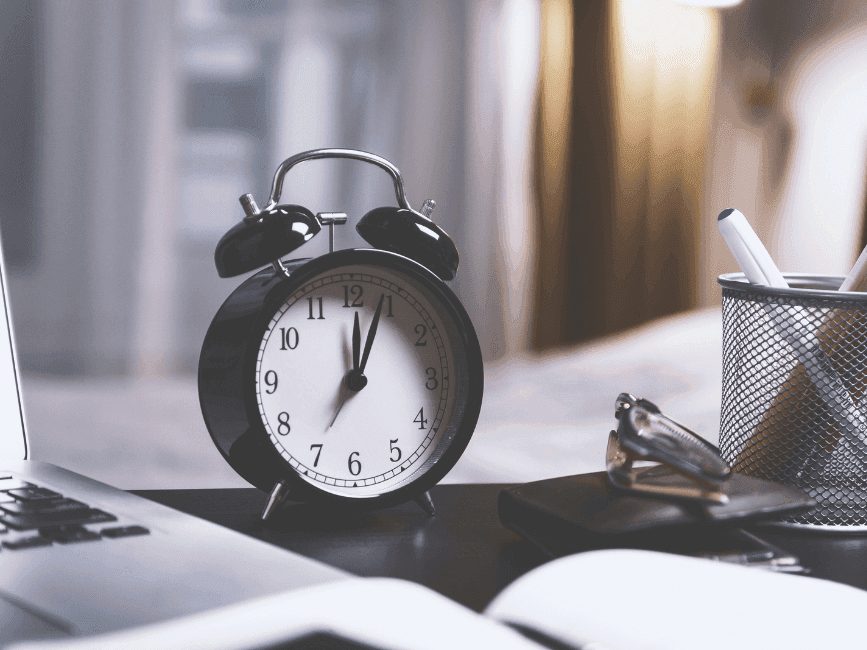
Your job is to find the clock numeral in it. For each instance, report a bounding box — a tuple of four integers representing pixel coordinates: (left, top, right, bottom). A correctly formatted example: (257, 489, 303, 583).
(306, 296, 325, 320)
(310, 444, 323, 467)
(414, 324, 428, 346)
(414, 407, 428, 430)
(277, 411, 290, 435)
(390, 439, 402, 463)
(279, 327, 299, 350)
(342, 285, 363, 308)
(348, 451, 362, 476)
(385, 294, 394, 318)
(424, 367, 438, 390)
(264, 370, 278, 394)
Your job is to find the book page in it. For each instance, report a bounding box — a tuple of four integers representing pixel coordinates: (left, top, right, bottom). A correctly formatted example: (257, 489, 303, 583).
(485, 549, 867, 650)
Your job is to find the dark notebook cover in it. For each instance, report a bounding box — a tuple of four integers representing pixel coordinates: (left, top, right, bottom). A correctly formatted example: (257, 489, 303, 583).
(498, 471, 815, 560)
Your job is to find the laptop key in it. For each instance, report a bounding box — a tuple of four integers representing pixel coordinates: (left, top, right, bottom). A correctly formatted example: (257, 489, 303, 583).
(40, 525, 102, 544)
(3, 535, 53, 550)
(8, 487, 62, 501)
(0, 508, 117, 530)
(0, 498, 88, 515)
(100, 525, 150, 539)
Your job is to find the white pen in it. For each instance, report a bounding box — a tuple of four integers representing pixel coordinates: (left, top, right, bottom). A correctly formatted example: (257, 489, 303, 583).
(717, 208, 788, 288)
(840, 242, 867, 292)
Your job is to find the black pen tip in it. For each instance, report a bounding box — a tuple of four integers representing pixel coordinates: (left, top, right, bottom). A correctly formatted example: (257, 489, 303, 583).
(718, 208, 736, 221)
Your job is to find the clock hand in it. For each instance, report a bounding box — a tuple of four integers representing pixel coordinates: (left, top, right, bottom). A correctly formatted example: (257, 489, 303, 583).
(352, 310, 360, 371)
(344, 308, 369, 391)
(328, 387, 351, 429)
(359, 293, 386, 374)
(329, 311, 365, 429)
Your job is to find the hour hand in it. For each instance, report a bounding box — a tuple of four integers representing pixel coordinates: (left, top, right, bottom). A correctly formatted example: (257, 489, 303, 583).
(346, 310, 366, 389)
(352, 310, 360, 371)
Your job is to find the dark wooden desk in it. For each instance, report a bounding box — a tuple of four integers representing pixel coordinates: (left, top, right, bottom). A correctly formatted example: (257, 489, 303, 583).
(132, 484, 543, 613)
(133, 484, 867, 613)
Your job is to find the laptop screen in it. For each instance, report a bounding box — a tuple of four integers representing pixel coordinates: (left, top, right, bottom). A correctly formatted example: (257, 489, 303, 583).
(0, 243, 28, 461)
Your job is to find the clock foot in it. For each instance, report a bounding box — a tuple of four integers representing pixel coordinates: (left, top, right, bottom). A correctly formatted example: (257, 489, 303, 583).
(414, 491, 436, 516)
(262, 479, 292, 521)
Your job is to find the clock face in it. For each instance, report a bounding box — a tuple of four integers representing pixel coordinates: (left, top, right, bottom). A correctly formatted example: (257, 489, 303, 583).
(254, 261, 466, 498)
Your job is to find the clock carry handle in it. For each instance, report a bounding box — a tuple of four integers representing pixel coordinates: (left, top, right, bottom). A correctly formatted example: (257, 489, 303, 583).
(214, 148, 460, 281)
(264, 148, 412, 212)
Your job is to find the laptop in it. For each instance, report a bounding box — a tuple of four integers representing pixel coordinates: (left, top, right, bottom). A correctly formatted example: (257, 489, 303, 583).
(0, 247, 349, 645)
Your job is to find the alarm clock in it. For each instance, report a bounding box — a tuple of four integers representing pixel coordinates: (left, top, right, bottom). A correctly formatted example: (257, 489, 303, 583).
(198, 149, 484, 520)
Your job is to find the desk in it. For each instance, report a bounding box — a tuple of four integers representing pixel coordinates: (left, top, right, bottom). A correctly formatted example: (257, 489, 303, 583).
(132, 484, 542, 613)
(133, 484, 867, 612)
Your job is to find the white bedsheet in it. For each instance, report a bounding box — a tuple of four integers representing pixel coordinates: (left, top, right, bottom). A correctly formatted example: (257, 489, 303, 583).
(448, 306, 723, 483)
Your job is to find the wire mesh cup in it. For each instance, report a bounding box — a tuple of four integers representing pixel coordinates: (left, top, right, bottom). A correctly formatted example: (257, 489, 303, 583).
(719, 272, 867, 529)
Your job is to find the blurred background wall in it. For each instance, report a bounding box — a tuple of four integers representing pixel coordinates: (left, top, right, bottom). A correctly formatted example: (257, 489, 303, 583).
(0, 0, 541, 375)
(3, 0, 867, 486)
(6, 0, 867, 374)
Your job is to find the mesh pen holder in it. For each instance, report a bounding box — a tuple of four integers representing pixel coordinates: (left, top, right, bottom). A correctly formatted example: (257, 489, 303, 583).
(719, 272, 867, 530)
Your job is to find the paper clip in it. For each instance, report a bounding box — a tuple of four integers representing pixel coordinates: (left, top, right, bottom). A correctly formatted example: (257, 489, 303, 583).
(606, 393, 732, 504)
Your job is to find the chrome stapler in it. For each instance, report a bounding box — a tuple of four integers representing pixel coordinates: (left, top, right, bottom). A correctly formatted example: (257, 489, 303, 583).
(607, 393, 731, 504)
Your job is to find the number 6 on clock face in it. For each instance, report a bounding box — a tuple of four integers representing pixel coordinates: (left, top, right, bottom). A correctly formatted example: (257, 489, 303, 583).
(248, 250, 482, 503)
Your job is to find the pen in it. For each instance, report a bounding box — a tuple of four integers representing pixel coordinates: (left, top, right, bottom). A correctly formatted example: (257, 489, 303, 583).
(816, 242, 867, 471)
(840, 242, 867, 292)
(717, 209, 867, 479)
(717, 208, 787, 288)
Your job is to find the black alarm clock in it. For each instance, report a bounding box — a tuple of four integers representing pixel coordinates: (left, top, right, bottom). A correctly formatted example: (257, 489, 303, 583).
(198, 149, 484, 520)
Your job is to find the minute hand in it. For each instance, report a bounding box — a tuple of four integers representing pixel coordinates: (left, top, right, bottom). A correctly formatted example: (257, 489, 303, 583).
(359, 293, 386, 374)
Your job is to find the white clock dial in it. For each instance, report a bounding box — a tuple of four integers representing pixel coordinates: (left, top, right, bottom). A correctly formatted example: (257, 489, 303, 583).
(255, 264, 459, 497)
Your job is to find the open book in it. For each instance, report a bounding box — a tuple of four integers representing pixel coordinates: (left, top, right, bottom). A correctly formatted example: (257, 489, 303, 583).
(9, 548, 866, 650)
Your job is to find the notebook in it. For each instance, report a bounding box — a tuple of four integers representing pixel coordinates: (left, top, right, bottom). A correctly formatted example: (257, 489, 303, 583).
(0, 243, 349, 646)
(11, 549, 865, 650)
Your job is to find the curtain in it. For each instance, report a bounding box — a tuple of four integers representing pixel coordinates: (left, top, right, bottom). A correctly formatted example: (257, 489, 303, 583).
(8, 0, 179, 376)
(270, 0, 541, 363)
(532, 0, 718, 350)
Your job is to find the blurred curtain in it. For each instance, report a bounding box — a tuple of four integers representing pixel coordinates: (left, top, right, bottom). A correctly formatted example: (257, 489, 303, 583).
(532, 0, 718, 349)
(8, 0, 179, 376)
(267, 0, 541, 363)
(462, 0, 540, 360)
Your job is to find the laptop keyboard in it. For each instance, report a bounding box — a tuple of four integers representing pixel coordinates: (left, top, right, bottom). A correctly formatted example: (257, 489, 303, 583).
(0, 474, 149, 551)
